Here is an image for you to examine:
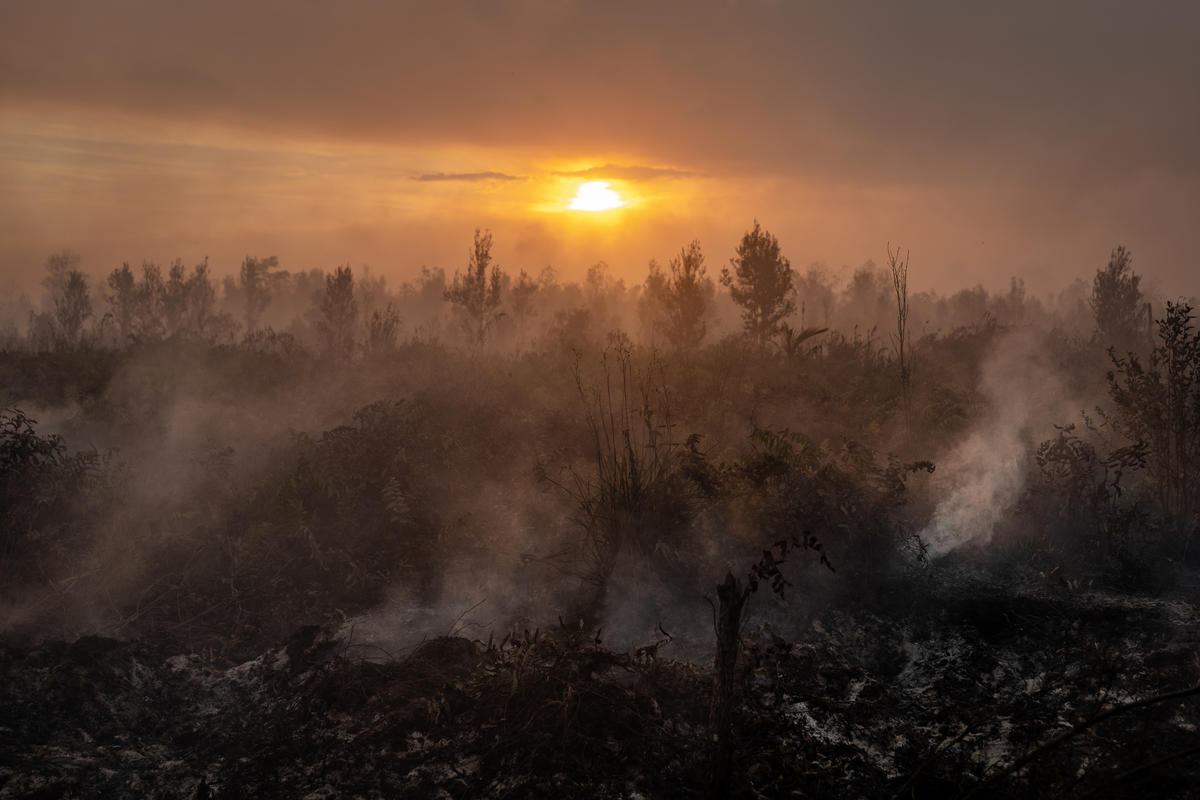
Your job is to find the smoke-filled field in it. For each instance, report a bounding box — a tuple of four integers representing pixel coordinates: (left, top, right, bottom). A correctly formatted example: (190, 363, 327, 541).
(2, 240, 1199, 799)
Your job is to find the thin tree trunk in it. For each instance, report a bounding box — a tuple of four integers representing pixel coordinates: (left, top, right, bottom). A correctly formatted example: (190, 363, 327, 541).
(709, 572, 747, 799)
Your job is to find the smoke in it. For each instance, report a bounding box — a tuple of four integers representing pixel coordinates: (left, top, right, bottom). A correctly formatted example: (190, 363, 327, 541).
(919, 328, 1079, 557)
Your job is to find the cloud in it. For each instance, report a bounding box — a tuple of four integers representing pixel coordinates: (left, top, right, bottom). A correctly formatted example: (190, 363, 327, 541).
(415, 171, 523, 182)
(554, 164, 695, 182)
(5, 1, 1198, 181)
(2, 1, 1200, 294)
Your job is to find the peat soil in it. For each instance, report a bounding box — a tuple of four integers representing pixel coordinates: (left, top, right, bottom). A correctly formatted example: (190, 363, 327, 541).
(1, 561, 1198, 799)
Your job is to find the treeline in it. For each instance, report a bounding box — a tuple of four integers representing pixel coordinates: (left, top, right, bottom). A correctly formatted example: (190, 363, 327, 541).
(2, 222, 1200, 654)
(1, 225, 1150, 359)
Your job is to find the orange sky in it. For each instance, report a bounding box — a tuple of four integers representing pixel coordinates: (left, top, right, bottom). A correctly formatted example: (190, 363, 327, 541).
(2, 1, 1199, 297)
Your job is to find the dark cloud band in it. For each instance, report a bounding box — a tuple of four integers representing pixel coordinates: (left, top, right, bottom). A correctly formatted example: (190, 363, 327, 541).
(415, 171, 523, 182)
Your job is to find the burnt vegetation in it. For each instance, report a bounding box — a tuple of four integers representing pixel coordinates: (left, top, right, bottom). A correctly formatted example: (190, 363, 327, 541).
(1, 234, 1199, 798)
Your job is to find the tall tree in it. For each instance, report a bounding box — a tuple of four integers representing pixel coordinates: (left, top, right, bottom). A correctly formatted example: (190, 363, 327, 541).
(137, 262, 166, 338)
(365, 304, 401, 356)
(657, 241, 715, 350)
(639, 259, 670, 346)
(240, 255, 279, 332)
(41, 251, 80, 310)
(508, 268, 541, 351)
(1106, 301, 1200, 550)
(444, 229, 505, 346)
(54, 270, 92, 347)
(720, 222, 796, 349)
(1091, 245, 1143, 350)
(105, 261, 173, 341)
(158, 258, 216, 338)
(105, 262, 138, 341)
(163, 259, 190, 334)
(317, 265, 358, 356)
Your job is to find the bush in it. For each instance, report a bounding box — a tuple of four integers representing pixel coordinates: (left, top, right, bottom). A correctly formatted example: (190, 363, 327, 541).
(538, 348, 697, 614)
(1106, 302, 1200, 557)
(0, 408, 110, 588)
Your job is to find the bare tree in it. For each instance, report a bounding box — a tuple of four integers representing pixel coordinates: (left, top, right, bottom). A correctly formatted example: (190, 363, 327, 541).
(887, 243, 912, 420)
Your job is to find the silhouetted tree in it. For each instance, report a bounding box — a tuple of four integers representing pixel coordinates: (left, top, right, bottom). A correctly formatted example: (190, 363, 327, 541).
(365, 303, 401, 355)
(353, 265, 388, 322)
(240, 255, 279, 331)
(105, 263, 138, 341)
(583, 261, 626, 336)
(417, 266, 447, 303)
(1091, 245, 1143, 350)
(509, 269, 540, 324)
(840, 263, 890, 340)
(163, 259, 192, 335)
(54, 270, 92, 348)
(509, 269, 541, 350)
(1107, 301, 1200, 553)
(105, 261, 166, 341)
(175, 259, 217, 337)
(660, 241, 715, 350)
(137, 262, 166, 338)
(444, 229, 504, 346)
(41, 250, 79, 309)
(795, 265, 836, 329)
(721, 221, 795, 349)
(639, 259, 670, 346)
(317, 265, 358, 356)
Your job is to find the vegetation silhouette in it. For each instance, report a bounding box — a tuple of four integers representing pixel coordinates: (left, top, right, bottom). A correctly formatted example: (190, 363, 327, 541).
(2, 233, 1199, 797)
(721, 221, 796, 350)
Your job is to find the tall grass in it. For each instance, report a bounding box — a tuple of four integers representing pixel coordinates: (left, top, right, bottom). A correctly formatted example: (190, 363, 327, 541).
(539, 347, 694, 603)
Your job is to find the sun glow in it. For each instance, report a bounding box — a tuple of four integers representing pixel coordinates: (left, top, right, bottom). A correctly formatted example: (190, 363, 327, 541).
(568, 181, 625, 211)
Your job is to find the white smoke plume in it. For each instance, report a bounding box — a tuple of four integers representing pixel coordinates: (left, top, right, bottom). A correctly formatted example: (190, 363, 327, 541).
(920, 328, 1079, 557)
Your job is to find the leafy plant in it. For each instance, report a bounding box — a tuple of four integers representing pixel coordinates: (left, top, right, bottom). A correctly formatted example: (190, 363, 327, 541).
(1105, 301, 1200, 556)
(0, 408, 109, 584)
(1091, 245, 1144, 350)
(1032, 420, 1147, 557)
(777, 323, 828, 361)
(729, 426, 930, 570)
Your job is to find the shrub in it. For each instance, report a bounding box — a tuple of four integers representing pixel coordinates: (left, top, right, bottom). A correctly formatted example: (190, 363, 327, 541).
(0, 408, 110, 587)
(1106, 302, 1200, 557)
(538, 348, 696, 611)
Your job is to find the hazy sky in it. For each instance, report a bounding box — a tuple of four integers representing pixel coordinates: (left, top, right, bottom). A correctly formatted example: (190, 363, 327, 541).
(3, 0, 1198, 296)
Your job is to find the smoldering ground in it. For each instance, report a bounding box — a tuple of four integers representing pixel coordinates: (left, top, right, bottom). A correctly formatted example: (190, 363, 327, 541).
(0, 247, 1175, 655)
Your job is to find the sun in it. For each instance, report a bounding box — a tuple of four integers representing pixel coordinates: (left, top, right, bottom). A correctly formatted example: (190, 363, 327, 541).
(568, 181, 625, 211)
